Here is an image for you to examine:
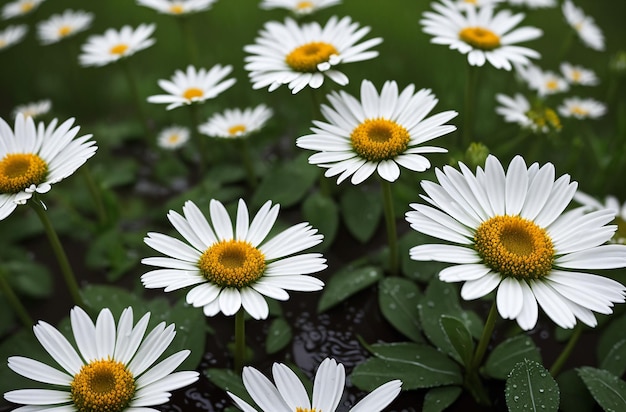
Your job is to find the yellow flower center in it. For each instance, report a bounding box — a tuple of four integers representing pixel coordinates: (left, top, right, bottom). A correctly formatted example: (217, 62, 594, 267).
(526, 107, 561, 132)
(296, 1, 314, 10)
(459, 27, 501, 50)
(0, 153, 48, 194)
(183, 87, 204, 100)
(570, 106, 589, 116)
(198, 240, 266, 288)
(110, 43, 129, 55)
(58, 25, 73, 37)
(228, 124, 247, 136)
(285, 42, 339, 73)
(545, 80, 559, 91)
(167, 134, 181, 143)
(0, 40, 6, 48)
(70, 359, 135, 412)
(296, 408, 318, 412)
(571, 70, 582, 82)
(169, 4, 184, 14)
(614, 216, 626, 244)
(463, 0, 478, 3)
(350, 118, 410, 162)
(20, 1, 34, 13)
(474, 215, 554, 279)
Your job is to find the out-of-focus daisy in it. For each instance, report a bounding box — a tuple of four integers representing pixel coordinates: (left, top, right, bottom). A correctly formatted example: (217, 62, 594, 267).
(406, 155, 626, 330)
(0, 114, 97, 220)
(560, 62, 599, 86)
(516, 64, 569, 96)
(259, 0, 341, 15)
(508, 0, 556, 8)
(137, 0, 217, 15)
(2, 0, 44, 20)
(495, 93, 561, 134)
(157, 125, 190, 149)
(562, 0, 604, 51)
(12, 99, 51, 119)
(0, 24, 27, 51)
(228, 358, 402, 412)
(4, 306, 199, 411)
(454, 0, 504, 10)
(37, 9, 94, 45)
(244, 16, 382, 94)
(296, 79, 457, 185)
(420, 0, 542, 70)
(142, 199, 326, 320)
(79, 23, 156, 67)
(575, 191, 626, 244)
(558, 97, 606, 119)
(199, 104, 273, 139)
(147, 65, 236, 110)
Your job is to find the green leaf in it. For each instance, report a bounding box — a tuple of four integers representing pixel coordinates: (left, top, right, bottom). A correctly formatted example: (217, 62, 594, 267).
(378, 277, 423, 343)
(600, 339, 626, 378)
(578, 366, 626, 412)
(400, 231, 447, 283)
(339, 185, 382, 243)
(93, 158, 138, 189)
(317, 265, 383, 313)
(265, 317, 292, 354)
(85, 228, 140, 282)
(440, 315, 474, 368)
(556, 369, 595, 412)
(423, 386, 462, 412)
(302, 191, 339, 249)
(484, 335, 542, 380)
(598, 313, 626, 364)
(205, 368, 255, 407)
(351, 342, 462, 391)
(4, 259, 53, 298)
(505, 359, 560, 412)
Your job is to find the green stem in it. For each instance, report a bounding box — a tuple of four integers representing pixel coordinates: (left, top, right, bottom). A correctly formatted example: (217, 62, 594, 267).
(236, 138, 257, 188)
(471, 301, 498, 371)
(0, 268, 34, 329)
(189, 103, 209, 175)
(81, 167, 108, 226)
(120, 59, 152, 143)
(549, 324, 583, 377)
(463, 64, 478, 149)
(234, 309, 246, 373)
(380, 179, 398, 276)
(29, 199, 84, 307)
(177, 16, 199, 65)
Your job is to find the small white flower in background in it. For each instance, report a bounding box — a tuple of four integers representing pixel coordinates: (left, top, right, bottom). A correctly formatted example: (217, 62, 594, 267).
(228, 358, 402, 412)
(259, 0, 341, 15)
(157, 125, 190, 149)
(562, 0, 604, 51)
(2, 0, 44, 20)
(3, 306, 199, 411)
(558, 97, 606, 119)
(199, 104, 273, 139)
(37, 9, 94, 45)
(495, 93, 561, 134)
(560, 62, 599, 86)
(454, 0, 504, 10)
(244, 15, 382, 94)
(137, 0, 217, 15)
(507, 0, 556, 8)
(0, 24, 27, 51)
(12, 99, 51, 119)
(516, 64, 569, 97)
(79, 23, 156, 67)
(575, 191, 626, 244)
(147, 65, 236, 110)
(420, 0, 543, 70)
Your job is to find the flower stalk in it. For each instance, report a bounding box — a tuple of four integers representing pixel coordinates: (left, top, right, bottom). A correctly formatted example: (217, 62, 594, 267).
(380, 179, 398, 276)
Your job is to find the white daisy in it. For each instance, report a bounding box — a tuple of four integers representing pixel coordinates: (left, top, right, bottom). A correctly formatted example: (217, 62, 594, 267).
(141, 199, 326, 320)
(574, 191, 626, 244)
(508, 0, 556, 8)
(198, 104, 273, 139)
(296, 79, 458, 185)
(79, 23, 156, 67)
(562, 0, 604, 51)
(2, 0, 44, 20)
(454, 0, 505, 10)
(420, 0, 543, 70)
(12, 99, 51, 119)
(37, 9, 94, 45)
(244, 16, 383, 94)
(228, 358, 402, 412)
(157, 125, 190, 149)
(560, 62, 599, 86)
(558, 96, 606, 119)
(259, 0, 341, 15)
(0, 114, 97, 220)
(147, 65, 236, 111)
(406, 155, 626, 330)
(4, 306, 199, 411)
(495, 93, 561, 133)
(516, 64, 569, 96)
(137, 0, 217, 15)
(0, 24, 27, 51)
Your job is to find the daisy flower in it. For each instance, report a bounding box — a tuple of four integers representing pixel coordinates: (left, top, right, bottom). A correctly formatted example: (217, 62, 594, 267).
(516, 64, 569, 96)
(228, 358, 402, 412)
(562, 0, 604, 51)
(259, 0, 341, 15)
(0, 24, 27, 51)
(296, 79, 458, 185)
(79, 23, 156, 67)
(507, 0, 556, 8)
(0, 114, 97, 220)
(4, 306, 199, 411)
(37, 9, 94, 45)
(2, 0, 44, 20)
(575, 191, 626, 244)
(141, 199, 326, 320)
(560, 62, 599, 86)
(137, 0, 217, 15)
(244, 16, 382, 94)
(12, 99, 51, 119)
(147, 65, 236, 110)
(198, 104, 273, 139)
(406, 155, 626, 330)
(454, 0, 505, 10)
(558, 96, 606, 119)
(420, 0, 543, 70)
(157, 125, 190, 149)
(495, 93, 561, 133)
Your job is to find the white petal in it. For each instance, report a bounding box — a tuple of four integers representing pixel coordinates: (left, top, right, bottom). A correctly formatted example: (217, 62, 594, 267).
(460, 272, 502, 300)
(496, 277, 524, 319)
